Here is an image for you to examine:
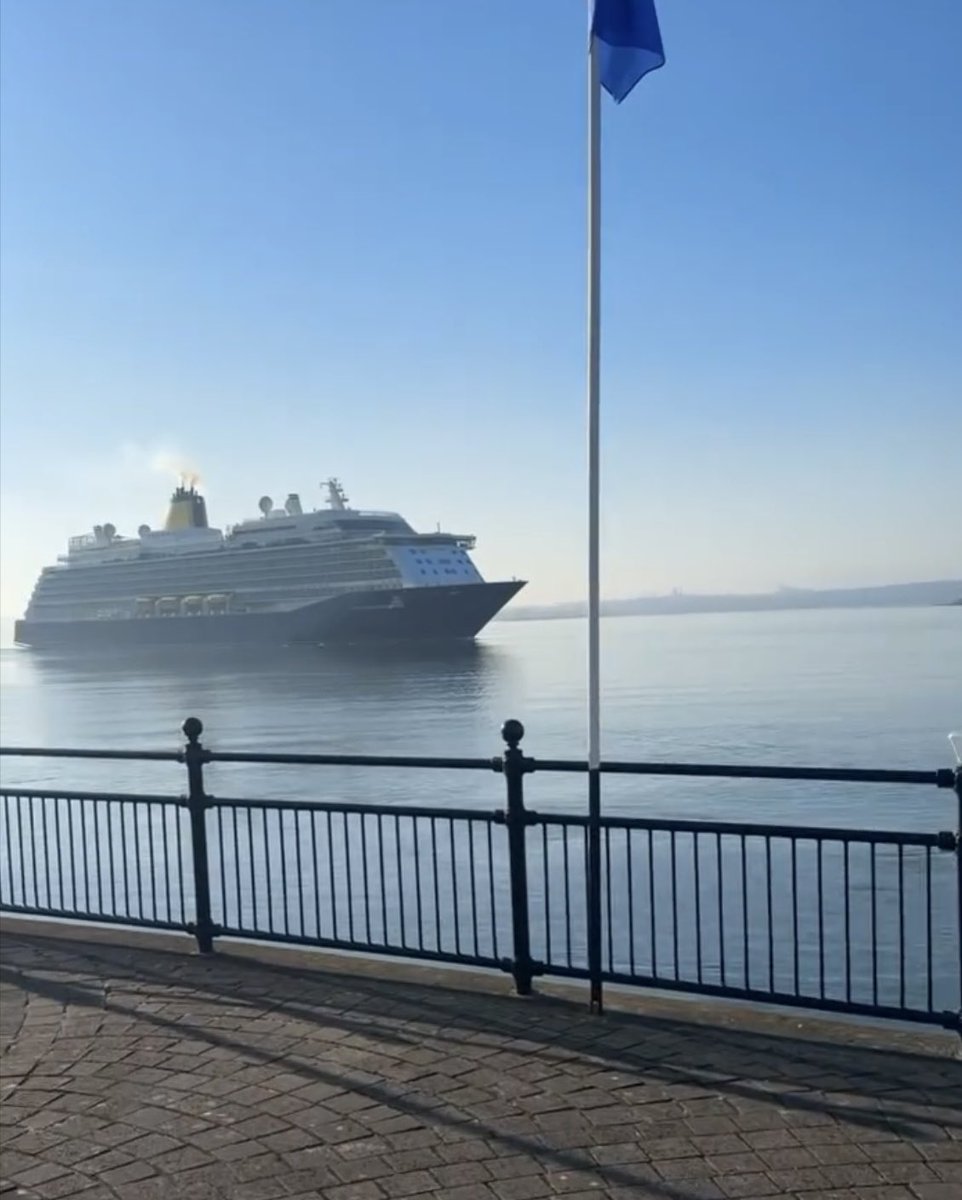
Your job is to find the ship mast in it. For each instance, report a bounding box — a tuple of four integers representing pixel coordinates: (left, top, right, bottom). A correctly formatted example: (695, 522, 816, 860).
(324, 479, 349, 511)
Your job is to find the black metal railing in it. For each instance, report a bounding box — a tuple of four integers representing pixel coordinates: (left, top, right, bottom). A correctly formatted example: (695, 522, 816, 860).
(1, 718, 959, 1029)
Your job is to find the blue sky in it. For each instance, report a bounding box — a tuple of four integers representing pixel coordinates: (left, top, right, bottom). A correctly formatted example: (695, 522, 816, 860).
(1, 0, 960, 615)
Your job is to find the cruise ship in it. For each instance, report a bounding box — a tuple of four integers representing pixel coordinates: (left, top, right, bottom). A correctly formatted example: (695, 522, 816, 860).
(14, 480, 525, 648)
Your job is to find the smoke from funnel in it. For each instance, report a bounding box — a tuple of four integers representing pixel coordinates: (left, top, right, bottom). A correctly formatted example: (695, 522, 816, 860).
(150, 450, 202, 489)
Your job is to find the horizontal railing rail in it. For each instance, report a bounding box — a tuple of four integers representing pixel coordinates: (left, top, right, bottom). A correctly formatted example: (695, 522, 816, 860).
(2, 744, 956, 786)
(1, 716, 959, 1030)
(536, 759, 956, 787)
(0, 747, 184, 762)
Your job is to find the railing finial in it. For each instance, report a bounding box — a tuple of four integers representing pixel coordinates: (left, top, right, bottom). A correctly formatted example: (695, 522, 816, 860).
(182, 717, 203, 744)
(501, 719, 524, 751)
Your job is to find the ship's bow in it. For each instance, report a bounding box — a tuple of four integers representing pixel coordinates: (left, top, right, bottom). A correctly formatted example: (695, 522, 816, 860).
(291, 580, 525, 643)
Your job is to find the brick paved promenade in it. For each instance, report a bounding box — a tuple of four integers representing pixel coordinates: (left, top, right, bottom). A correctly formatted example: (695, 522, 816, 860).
(1, 928, 959, 1200)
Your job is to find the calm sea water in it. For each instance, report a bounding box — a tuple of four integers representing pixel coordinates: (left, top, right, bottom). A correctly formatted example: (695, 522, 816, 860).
(1, 606, 959, 1011)
(1, 606, 958, 826)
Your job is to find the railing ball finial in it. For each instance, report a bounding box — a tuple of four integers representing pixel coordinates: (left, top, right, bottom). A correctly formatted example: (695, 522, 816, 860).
(501, 719, 525, 750)
(182, 716, 204, 744)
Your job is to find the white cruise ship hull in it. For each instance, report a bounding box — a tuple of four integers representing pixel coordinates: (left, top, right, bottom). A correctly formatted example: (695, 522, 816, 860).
(13, 581, 525, 649)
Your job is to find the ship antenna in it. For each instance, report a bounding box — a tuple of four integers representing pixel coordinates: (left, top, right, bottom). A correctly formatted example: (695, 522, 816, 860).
(324, 478, 349, 511)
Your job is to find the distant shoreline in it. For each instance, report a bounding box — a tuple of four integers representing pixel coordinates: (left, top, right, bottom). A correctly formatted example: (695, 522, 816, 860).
(500, 580, 962, 622)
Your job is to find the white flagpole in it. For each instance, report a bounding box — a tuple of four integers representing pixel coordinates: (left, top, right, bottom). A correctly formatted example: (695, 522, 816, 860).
(586, 22, 603, 1012)
(587, 23, 602, 775)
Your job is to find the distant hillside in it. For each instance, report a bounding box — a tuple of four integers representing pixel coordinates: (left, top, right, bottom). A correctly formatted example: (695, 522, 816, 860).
(502, 580, 962, 622)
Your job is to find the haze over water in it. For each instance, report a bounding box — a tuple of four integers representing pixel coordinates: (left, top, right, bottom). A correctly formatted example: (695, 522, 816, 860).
(1, 606, 958, 833)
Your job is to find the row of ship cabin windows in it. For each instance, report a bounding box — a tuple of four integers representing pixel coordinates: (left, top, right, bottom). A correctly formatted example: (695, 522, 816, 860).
(406, 548, 475, 578)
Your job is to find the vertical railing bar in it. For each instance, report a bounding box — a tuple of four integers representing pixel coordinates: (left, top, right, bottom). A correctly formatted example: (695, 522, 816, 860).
(542, 823, 551, 966)
(765, 836, 773, 994)
(92, 799, 103, 913)
(468, 819, 480, 958)
(247, 807, 258, 932)
(817, 839, 824, 1000)
(100, 800, 110, 914)
(39, 797, 51, 910)
(26, 797, 38, 909)
(166, 803, 180, 927)
(118, 802, 130, 920)
(28, 796, 43, 907)
(344, 812, 354, 943)
(232, 808, 242, 932)
(871, 842, 878, 1007)
(177, 805, 187, 927)
(791, 837, 799, 996)
(626, 828, 635, 976)
(217, 809, 228, 930)
(296, 811, 306, 939)
(604, 827, 613, 974)
(450, 819, 462, 957)
(395, 813, 406, 949)
(378, 814, 388, 946)
(431, 817, 441, 952)
(2, 798, 11, 905)
(487, 821, 498, 961)
(53, 797, 64, 913)
(926, 847, 933, 1014)
(105, 801, 117, 917)
(649, 829, 657, 978)
(741, 836, 749, 991)
(693, 831, 703, 984)
(311, 810, 321, 940)
(670, 830, 678, 980)
(844, 840, 852, 1004)
(132, 802, 143, 919)
(360, 812, 372, 946)
(898, 843, 905, 1012)
(3, 797, 14, 906)
(563, 824, 572, 969)
(717, 833, 725, 989)
(413, 816, 424, 951)
(147, 803, 158, 922)
(280, 810, 291, 937)
(326, 810, 337, 939)
(263, 808, 274, 934)
(16, 797, 27, 907)
(12, 798, 22, 907)
(155, 801, 167, 921)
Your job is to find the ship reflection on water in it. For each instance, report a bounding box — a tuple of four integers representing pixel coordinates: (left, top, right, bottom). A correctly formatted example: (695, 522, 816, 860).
(1, 639, 520, 807)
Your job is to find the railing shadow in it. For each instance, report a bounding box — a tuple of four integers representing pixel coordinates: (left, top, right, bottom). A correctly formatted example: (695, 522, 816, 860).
(3, 934, 959, 1160)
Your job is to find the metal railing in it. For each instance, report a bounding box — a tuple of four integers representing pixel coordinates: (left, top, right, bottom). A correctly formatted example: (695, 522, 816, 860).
(1, 718, 959, 1028)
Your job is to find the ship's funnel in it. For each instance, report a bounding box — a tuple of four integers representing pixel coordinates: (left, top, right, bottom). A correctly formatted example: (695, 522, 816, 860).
(165, 485, 209, 531)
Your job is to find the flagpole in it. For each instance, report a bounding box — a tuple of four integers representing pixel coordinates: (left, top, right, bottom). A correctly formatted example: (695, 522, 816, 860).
(586, 22, 603, 1014)
(587, 18, 601, 775)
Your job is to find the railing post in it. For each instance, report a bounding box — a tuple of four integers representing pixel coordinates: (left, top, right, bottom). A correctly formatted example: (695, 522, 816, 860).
(586, 767, 604, 1014)
(502, 719, 534, 995)
(956, 766, 962, 1033)
(183, 717, 215, 955)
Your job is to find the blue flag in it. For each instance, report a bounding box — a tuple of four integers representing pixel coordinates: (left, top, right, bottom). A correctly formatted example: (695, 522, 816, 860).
(591, 0, 665, 103)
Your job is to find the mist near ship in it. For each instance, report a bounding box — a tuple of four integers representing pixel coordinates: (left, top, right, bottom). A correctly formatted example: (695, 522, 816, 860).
(1, 606, 958, 835)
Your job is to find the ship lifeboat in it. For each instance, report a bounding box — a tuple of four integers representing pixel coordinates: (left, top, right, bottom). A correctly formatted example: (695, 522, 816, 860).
(181, 595, 204, 616)
(134, 597, 156, 617)
(204, 593, 231, 615)
(155, 596, 180, 616)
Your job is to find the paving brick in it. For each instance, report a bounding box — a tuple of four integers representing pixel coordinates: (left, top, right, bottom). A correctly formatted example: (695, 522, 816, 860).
(330, 1156, 392, 1183)
(490, 1179, 552, 1200)
(379, 1169, 439, 1197)
(3, 932, 959, 1200)
(718, 1174, 783, 1198)
(324, 1184, 387, 1200)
